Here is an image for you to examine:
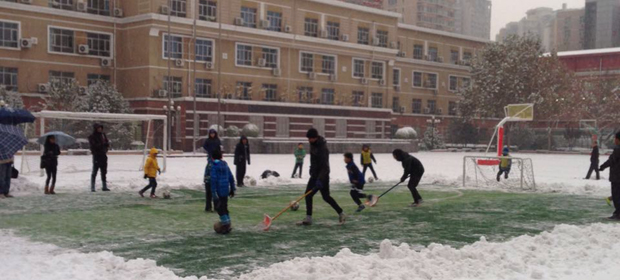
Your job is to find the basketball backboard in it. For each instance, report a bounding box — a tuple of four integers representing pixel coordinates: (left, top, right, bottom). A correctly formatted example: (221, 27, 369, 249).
(504, 104, 534, 121)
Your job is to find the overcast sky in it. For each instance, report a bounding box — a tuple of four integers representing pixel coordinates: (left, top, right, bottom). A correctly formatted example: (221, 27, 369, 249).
(491, 0, 585, 40)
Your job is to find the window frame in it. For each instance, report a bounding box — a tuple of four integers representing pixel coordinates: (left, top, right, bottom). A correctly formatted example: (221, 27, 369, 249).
(448, 101, 457, 116)
(162, 33, 184, 60)
(49, 70, 75, 88)
(0, 67, 18, 91)
(48, 26, 114, 58)
(326, 21, 340, 41)
(412, 71, 423, 88)
(241, 6, 257, 28)
(195, 38, 215, 63)
(87, 32, 111, 57)
(352, 58, 365, 79)
(49, 0, 74, 11)
(298, 86, 314, 104)
(262, 83, 278, 101)
(300, 51, 336, 75)
(235, 81, 252, 100)
(266, 11, 283, 32)
(0, 20, 20, 50)
(198, 0, 217, 22)
(235, 43, 280, 70)
(357, 27, 370, 45)
(86, 73, 110, 86)
(371, 92, 383, 108)
(87, 0, 110, 16)
(413, 44, 424, 60)
(163, 76, 183, 98)
(393, 68, 401, 86)
(304, 18, 319, 37)
(352, 91, 364, 107)
(195, 78, 212, 98)
(370, 61, 385, 80)
(321, 88, 335, 105)
(426, 73, 438, 89)
(427, 99, 437, 114)
(170, 0, 187, 18)
(411, 98, 422, 114)
(376, 30, 388, 48)
(449, 75, 458, 92)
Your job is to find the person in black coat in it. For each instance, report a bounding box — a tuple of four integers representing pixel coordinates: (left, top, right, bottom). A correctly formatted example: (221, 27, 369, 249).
(600, 132, 620, 220)
(88, 124, 110, 192)
(203, 129, 222, 160)
(298, 128, 345, 226)
(202, 129, 221, 212)
(234, 136, 251, 187)
(393, 149, 425, 207)
(42, 135, 60, 195)
(585, 142, 600, 180)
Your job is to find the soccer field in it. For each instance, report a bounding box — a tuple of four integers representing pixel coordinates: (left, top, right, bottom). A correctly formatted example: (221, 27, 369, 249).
(0, 183, 611, 279)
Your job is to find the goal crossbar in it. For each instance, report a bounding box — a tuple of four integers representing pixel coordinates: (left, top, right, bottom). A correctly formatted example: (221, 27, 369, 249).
(463, 155, 536, 190)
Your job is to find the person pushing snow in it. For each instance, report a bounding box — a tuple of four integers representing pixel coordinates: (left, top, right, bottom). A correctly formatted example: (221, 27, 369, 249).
(210, 149, 236, 233)
(298, 128, 346, 226)
(599, 131, 620, 221)
(496, 147, 512, 182)
(392, 149, 425, 207)
(139, 147, 161, 198)
(345, 153, 374, 213)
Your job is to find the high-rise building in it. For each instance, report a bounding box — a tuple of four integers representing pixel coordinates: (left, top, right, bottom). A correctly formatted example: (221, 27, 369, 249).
(553, 5, 585, 52)
(455, 0, 492, 40)
(584, 0, 620, 49)
(340, 0, 384, 9)
(384, 0, 457, 32)
(495, 7, 556, 51)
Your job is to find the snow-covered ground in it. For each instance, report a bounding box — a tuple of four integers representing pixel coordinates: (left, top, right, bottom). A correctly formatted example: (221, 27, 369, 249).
(4, 151, 618, 280)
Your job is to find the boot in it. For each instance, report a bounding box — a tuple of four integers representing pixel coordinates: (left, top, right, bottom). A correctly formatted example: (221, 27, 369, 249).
(49, 186, 56, 195)
(297, 215, 312, 226)
(44, 186, 50, 195)
(102, 181, 110, 192)
(138, 190, 145, 198)
(355, 205, 366, 213)
(338, 213, 347, 225)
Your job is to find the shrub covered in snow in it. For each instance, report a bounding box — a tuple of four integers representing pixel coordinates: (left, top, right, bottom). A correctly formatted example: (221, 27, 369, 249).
(226, 126, 240, 137)
(242, 123, 260, 137)
(394, 127, 418, 139)
(423, 127, 445, 150)
(208, 124, 224, 133)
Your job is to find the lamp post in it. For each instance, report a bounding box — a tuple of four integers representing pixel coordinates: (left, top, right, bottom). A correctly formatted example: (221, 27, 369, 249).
(163, 100, 181, 150)
(426, 115, 441, 150)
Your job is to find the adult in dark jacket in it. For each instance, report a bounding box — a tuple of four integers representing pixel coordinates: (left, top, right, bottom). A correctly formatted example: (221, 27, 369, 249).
(88, 124, 110, 192)
(393, 149, 425, 207)
(298, 128, 345, 226)
(42, 135, 61, 195)
(600, 132, 620, 220)
(203, 129, 222, 160)
(234, 136, 251, 187)
(585, 142, 600, 180)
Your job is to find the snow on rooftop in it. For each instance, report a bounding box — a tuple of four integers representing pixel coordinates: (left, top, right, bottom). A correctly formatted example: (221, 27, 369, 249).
(556, 47, 620, 57)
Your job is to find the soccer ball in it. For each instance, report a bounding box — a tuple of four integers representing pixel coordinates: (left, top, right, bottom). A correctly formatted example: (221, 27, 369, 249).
(292, 174, 299, 179)
(163, 190, 171, 199)
(367, 177, 375, 183)
(290, 201, 300, 211)
(244, 176, 257, 187)
(213, 221, 232, 234)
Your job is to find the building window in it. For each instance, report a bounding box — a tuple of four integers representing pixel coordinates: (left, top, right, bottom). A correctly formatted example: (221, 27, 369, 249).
(195, 78, 212, 98)
(87, 0, 110, 16)
(267, 11, 282, 32)
(304, 18, 319, 37)
(392, 97, 400, 113)
(413, 72, 423, 87)
(412, 99, 422, 114)
(449, 101, 457, 116)
(195, 39, 213, 62)
(49, 0, 73, 10)
(462, 78, 471, 89)
(450, 50, 459, 64)
(449, 76, 458, 91)
(49, 28, 74, 54)
(393, 69, 401, 86)
(326, 21, 340, 40)
(301, 52, 314, 72)
(413, 44, 424, 59)
(427, 100, 437, 114)
(86, 74, 110, 86)
(87, 33, 111, 57)
(376, 30, 388, 47)
(352, 91, 364, 107)
(163, 34, 183, 59)
(0, 21, 19, 49)
(49, 71, 75, 87)
(428, 47, 438, 61)
(0, 67, 18, 91)
(241, 7, 257, 28)
(263, 84, 277, 101)
(321, 55, 335, 74)
(199, 0, 217, 21)
(236, 82, 252, 100)
(358, 27, 369, 45)
(426, 73, 438, 89)
(262, 47, 278, 68)
(321, 88, 335, 105)
(170, 0, 187, 17)
(298, 86, 313, 103)
(164, 76, 183, 97)
(236, 44, 253, 66)
(353, 59, 365, 78)
(371, 62, 383, 80)
(371, 93, 383, 108)
(463, 52, 472, 61)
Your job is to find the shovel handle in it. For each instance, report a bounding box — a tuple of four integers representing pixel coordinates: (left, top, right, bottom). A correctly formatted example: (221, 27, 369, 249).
(270, 190, 314, 222)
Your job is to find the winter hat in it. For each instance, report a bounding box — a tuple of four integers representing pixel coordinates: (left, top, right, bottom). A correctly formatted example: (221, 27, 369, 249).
(392, 149, 407, 161)
(306, 128, 319, 138)
(344, 152, 353, 160)
(502, 147, 509, 154)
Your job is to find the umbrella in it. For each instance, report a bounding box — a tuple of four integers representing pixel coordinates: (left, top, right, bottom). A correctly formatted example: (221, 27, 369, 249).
(37, 131, 76, 147)
(0, 124, 28, 161)
(0, 106, 35, 125)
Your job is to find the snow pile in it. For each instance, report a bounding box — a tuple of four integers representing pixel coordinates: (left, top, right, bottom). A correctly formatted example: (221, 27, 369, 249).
(241, 123, 260, 137)
(3, 223, 620, 280)
(394, 126, 417, 139)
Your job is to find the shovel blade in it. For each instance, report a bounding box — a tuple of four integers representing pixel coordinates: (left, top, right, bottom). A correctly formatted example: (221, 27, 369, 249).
(262, 214, 273, 231)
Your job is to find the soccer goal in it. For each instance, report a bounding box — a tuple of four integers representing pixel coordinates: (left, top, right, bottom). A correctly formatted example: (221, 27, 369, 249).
(463, 104, 536, 190)
(20, 110, 168, 174)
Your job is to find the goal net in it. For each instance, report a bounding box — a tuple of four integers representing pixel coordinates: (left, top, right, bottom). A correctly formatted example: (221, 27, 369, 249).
(463, 156, 536, 191)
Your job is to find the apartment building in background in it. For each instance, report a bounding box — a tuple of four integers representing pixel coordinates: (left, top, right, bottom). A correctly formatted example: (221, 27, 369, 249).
(0, 0, 487, 150)
(384, 0, 457, 33)
(455, 0, 491, 40)
(340, 0, 384, 9)
(584, 0, 620, 49)
(554, 6, 584, 52)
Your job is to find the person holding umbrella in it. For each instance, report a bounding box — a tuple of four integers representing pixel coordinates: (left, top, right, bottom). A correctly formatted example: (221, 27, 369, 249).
(37, 131, 75, 195)
(0, 101, 35, 198)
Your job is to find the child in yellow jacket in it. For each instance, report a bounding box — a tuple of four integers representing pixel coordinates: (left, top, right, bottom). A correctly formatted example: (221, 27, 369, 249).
(140, 147, 161, 198)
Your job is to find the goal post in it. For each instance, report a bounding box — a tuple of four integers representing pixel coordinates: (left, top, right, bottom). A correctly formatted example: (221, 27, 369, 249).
(463, 155, 536, 190)
(24, 110, 168, 174)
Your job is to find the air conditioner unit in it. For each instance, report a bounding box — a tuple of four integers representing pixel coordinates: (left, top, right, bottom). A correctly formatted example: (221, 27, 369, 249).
(20, 38, 34, 49)
(160, 5, 170, 15)
(260, 19, 270, 29)
(320, 29, 328, 38)
(175, 59, 184, 67)
(19, 0, 33, 4)
(273, 68, 282, 76)
(78, 86, 87, 95)
(234, 17, 245, 26)
(424, 108, 430, 114)
(341, 34, 349, 42)
(329, 74, 337, 82)
(372, 37, 380, 46)
(379, 79, 386, 86)
(361, 78, 368, 85)
(308, 72, 316, 80)
(397, 51, 406, 57)
(205, 61, 214, 69)
(50, 0, 60, 7)
(38, 83, 50, 93)
(157, 89, 168, 98)
(389, 41, 398, 49)
(113, 8, 123, 17)
(77, 0, 86, 12)
(257, 58, 267, 67)
(284, 25, 292, 33)
(394, 85, 401, 91)
(400, 106, 405, 113)
(438, 56, 444, 63)
(205, 16, 216, 22)
(101, 58, 112, 67)
(78, 44, 89, 54)
(437, 108, 443, 115)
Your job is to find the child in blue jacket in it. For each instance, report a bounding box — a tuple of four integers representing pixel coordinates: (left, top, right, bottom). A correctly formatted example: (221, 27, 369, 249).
(345, 153, 374, 212)
(210, 149, 236, 234)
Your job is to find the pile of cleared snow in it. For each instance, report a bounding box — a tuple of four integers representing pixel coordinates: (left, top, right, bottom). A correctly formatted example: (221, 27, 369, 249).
(3, 223, 620, 280)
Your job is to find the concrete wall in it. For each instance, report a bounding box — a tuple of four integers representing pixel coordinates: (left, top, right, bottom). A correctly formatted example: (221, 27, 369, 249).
(220, 137, 418, 154)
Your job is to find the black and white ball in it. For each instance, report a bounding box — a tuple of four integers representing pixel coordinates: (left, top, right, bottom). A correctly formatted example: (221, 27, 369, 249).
(213, 221, 232, 234)
(244, 176, 257, 187)
(163, 190, 171, 199)
(367, 177, 375, 183)
(290, 201, 300, 211)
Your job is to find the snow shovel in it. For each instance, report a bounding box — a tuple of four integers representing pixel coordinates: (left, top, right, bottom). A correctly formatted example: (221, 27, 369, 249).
(263, 190, 313, 231)
(366, 179, 408, 207)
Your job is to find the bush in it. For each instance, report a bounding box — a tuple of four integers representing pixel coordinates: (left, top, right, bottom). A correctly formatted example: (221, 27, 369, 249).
(242, 123, 260, 137)
(394, 127, 417, 139)
(422, 127, 445, 150)
(226, 126, 240, 137)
